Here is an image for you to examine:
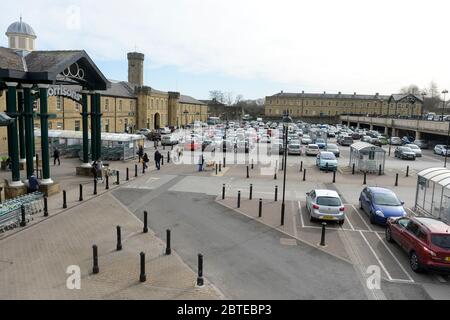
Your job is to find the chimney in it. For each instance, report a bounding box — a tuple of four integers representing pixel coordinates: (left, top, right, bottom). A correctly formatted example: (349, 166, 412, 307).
(127, 52, 145, 87)
(281, 90, 284, 94)
(338, 92, 341, 95)
(353, 92, 356, 96)
(302, 90, 304, 94)
(323, 91, 326, 94)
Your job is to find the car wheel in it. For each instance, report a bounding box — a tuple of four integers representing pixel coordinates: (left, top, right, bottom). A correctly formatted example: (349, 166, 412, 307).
(338, 219, 345, 226)
(359, 200, 363, 210)
(409, 251, 424, 273)
(385, 226, 394, 243)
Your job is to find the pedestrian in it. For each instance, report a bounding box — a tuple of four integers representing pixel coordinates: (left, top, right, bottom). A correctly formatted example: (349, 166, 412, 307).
(142, 152, 149, 169)
(53, 148, 61, 166)
(95, 159, 104, 183)
(28, 174, 40, 193)
(154, 149, 162, 170)
(138, 145, 144, 162)
(198, 154, 204, 172)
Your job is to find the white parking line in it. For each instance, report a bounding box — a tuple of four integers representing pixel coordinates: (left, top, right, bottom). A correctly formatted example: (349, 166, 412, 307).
(359, 231, 394, 281)
(375, 232, 415, 283)
(344, 211, 356, 231)
(351, 205, 374, 232)
(298, 201, 305, 228)
(435, 275, 447, 283)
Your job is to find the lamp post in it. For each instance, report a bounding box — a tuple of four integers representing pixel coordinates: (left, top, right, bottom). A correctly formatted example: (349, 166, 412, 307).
(281, 113, 292, 226)
(183, 110, 189, 128)
(421, 92, 427, 120)
(441, 90, 448, 121)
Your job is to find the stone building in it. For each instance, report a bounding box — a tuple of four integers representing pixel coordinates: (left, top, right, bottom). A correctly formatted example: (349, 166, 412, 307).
(200, 99, 241, 121)
(265, 91, 423, 119)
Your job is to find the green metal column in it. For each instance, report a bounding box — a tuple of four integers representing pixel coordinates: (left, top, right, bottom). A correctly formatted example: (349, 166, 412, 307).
(23, 85, 34, 179)
(81, 91, 90, 164)
(38, 84, 52, 183)
(17, 89, 26, 162)
(96, 93, 102, 160)
(5, 82, 22, 185)
(90, 93, 97, 161)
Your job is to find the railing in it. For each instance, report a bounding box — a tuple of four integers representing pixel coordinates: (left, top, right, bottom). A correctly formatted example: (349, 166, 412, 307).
(0, 192, 44, 233)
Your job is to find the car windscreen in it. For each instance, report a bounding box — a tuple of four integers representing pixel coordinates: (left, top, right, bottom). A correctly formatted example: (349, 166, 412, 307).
(316, 196, 341, 207)
(327, 144, 338, 149)
(308, 146, 319, 149)
(431, 235, 450, 249)
(373, 193, 401, 206)
(321, 153, 336, 160)
(289, 145, 300, 149)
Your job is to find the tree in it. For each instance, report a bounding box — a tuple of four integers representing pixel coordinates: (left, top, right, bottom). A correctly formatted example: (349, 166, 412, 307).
(224, 92, 234, 106)
(209, 90, 224, 104)
(234, 94, 244, 105)
(400, 84, 421, 95)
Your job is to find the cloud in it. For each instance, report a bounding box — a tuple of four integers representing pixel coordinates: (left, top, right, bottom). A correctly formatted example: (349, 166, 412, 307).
(2, 0, 450, 96)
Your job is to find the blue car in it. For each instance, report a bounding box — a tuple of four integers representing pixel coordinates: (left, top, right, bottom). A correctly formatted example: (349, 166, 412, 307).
(315, 138, 327, 149)
(359, 187, 407, 225)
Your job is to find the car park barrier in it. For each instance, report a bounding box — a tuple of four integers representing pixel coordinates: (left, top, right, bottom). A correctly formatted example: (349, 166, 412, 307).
(303, 169, 307, 181)
(363, 172, 367, 185)
(395, 173, 399, 187)
(63, 190, 67, 209)
(300, 161, 303, 172)
(126, 168, 129, 181)
(275, 186, 278, 202)
(379, 164, 382, 176)
(406, 166, 409, 178)
(333, 171, 336, 183)
(135, 164, 138, 177)
(44, 196, 48, 217)
(93, 179, 97, 195)
(222, 184, 226, 200)
(116, 171, 120, 185)
(352, 163, 356, 175)
(247, 166, 250, 179)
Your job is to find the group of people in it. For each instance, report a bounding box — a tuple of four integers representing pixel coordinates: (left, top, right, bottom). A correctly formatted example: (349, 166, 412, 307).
(138, 145, 162, 170)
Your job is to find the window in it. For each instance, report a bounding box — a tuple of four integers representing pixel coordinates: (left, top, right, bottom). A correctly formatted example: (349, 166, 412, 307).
(406, 222, 420, 236)
(105, 99, 109, 112)
(119, 100, 123, 111)
(56, 122, 63, 130)
(130, 100, 134, 111)
(74, 120, 80, 131)
(75, 102, 80, 111)
(398, 218, 410, 229)
(56, 97, 62, 111)
(48, 122, 52, 129)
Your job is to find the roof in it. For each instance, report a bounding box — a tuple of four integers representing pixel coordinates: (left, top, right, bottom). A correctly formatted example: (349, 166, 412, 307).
(34, 129, 144, 142)
(415, 217, 449, 233)
(179, 95, 205, 105)
(417, 168, 450, 189)
(388, 94, 424, 103)
(350, 142, 385, 153)
(268, 91, 391, 101)
(104, 80, 136, 98)
(314, 189, 340, 197)
(0, 112, 14, 126)
(6, 19, 36, 37)
(199, 99, 226, 106)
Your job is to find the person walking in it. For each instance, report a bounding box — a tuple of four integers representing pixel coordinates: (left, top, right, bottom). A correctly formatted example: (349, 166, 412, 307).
(53, 148, 61, 166)
(198, 154, 204, 172)
(142, 153, 149, 169)
(154, 149, 162, 170)
(96, 159, 104, 183)
(138, 145, 144, 163)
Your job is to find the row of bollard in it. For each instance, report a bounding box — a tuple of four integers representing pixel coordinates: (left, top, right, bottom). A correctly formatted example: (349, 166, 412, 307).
(92, 212, 204, 286)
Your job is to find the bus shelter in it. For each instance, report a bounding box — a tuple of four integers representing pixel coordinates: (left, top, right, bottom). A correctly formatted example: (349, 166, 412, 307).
(349, 142, 386, 174)
(35, 130, 145, 161)
(415, 168, 450, 223)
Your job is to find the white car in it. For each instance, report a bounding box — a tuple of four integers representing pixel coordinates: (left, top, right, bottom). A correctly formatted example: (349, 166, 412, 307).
(306, 189, 345, 224)
(405, 144, 422, 157)
(305, 144, 320, 156)
(287, 143, 302, 155)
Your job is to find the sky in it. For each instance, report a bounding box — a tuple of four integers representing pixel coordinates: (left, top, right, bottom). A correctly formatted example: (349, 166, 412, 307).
(1, 0, 450, 100)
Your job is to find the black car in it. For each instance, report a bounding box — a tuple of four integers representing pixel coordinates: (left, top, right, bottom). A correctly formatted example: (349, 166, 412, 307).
(394, 146, 416, 160)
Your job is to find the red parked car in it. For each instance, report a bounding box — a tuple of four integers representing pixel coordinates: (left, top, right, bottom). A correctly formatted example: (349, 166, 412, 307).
(386, 216, 450, 273)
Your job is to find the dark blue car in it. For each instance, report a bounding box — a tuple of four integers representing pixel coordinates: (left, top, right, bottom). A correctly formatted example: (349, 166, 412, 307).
(359, 187, 407, 225)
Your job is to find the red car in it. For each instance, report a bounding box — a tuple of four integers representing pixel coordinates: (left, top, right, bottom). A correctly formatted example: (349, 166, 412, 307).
(184, 140, 200, 151)
(386, 216, 450, 273)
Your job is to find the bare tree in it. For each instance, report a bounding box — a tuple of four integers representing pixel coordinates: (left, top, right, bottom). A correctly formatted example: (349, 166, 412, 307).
(209, 90, 225, 103)
(224, 92, 234, 106)
(400, 84, 421, 95)
(234, 94, 244, 105)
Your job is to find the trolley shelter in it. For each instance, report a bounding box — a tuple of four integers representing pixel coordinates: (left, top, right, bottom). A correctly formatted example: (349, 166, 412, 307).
(349, 142, 386, 174)
(34, 130, 145, 161)
(415, 168, 450, 223)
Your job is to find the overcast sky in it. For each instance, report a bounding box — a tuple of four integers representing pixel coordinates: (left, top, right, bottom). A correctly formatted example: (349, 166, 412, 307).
(1, 0, 450, 99)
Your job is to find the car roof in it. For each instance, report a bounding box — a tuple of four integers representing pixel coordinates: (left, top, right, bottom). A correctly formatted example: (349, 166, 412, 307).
(414, 217, 450, 233)
(313, 189, 340, 197)
(308, 144, 319, 147)
(320, 151, 334, 156)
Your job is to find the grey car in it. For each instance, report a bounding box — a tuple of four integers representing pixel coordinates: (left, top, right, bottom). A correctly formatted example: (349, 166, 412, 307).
(325, 143, 340, 157)
(306, 189, 345, 225)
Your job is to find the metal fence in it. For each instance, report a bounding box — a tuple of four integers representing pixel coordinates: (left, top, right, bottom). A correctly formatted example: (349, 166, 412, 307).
(0, 192, 44, 233)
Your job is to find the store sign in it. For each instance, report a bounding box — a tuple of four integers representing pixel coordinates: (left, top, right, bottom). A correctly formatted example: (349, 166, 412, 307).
(48, 86, 82, 102)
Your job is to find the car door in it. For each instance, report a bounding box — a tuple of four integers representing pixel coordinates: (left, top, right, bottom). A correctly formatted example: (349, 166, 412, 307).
(393, 218, 411, 249)
(403, 221, 421, 253)
(360, 188, 370, 213)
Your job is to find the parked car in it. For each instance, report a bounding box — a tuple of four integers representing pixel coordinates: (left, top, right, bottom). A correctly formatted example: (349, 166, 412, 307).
(434, 144, 450, 156)
(271, 140, 284, 155)
(361, 135, 372, 143)
(301, 135, 312, 145)
(136, 128, 151, 136)
(386, 216, 450, 273)
(315, 138, 327, 149)
(306, 189, 345, 225)
(338, 136, 354, 146)
(147, 130, 161, 141)
(161, 134, 179, 146)
(389, 137, 403, 146)
(184, 139, 201, 151)
(325, 143, 340, 157)
(359, 187, 407, 225)
(401, 136, 415, 145)
(305, 144, 320, 156)
(394, 146, 416, 160)
(405, 144, 422, 157)
(413, 140, 429, 149)
(159, 127, 171, 135)
(287, 143, 302, 155)
(316, 152, 338, 171)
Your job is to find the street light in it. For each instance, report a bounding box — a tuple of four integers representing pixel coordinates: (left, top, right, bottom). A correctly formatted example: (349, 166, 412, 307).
(421, 91, 427, 119)
(183, 110, 189, 128)
(281, 112, 292, 226)
(442, 90, 448, 121)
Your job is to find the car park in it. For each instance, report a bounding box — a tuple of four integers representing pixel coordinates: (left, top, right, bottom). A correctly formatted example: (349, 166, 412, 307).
(338, 136, 354, 146)
(389, 137, 403, 146)
(386, 216, 450, 273)
(359, 187, 406, 225)
(305, 144, 320, 156)
(394, 146, 416, 160)
(361, 135, 372, 143)
(325, 144, 340, 157)
(405, 144, 422, 157)
(301, 135, 312, 145)
(306, 189, 345, 225)
(434, 144, 450, 156)
(315, 138, 327, 149)
(316, 152, 337, 171)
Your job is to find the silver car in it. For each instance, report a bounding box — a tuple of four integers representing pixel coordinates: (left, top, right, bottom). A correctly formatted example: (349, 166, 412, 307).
(306, 189, 345, 225)
(405, 144, 422, 157)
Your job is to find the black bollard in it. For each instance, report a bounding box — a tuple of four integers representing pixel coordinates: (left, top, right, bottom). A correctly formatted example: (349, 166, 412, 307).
(215, 164, 218, 175)
(161, 156, 164, 166)
(105, 174, 109, 190)
(79, 184, 83, 201)
(197, 254, 204, 286)
(36, 153, 39, 179)
(92, 245, 99, 274)
(219, 163, 222, 172)
(135, 164, 138, 177)
(363, 172, 367, 185)
(93, 179, 97, 195)
(275, 186, 278, 202)
(237, 191, 241, 208)
(116, 226, 122, 251)
(395, 173, 399, 187)
(300, 161, 303, 172)
(126, 168, 129, 181)
(165, 229, 171, 255)
(139, 252, 146, 283)
(326, 162, 329, 172)
(222, 184, 226, 200)
(167, 152, 170, 163)
(163, 145, 166, 151)
(247, 166, 250, 179)
(20, 205, 26, 227)
(352, 163, 355, 175)
(406, 166, 409, 178)
(320, 222, 327, 246)
(44, 196, 48, 217)
(303, 169, 307, 182)
(63, 190, 67, 209)
(223, 157, 226, 168)
(116, 171, 120, 185)
(251, 159, 254, 170)
(333, 170, 336, 183)
(143, 211, 148, 233)
(274, 171, 277, 180)
(249, 184, 253, 200)
(379, 164, 382, 176)
(143, 162, 146, 174)
(258, 199, 262, 218)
